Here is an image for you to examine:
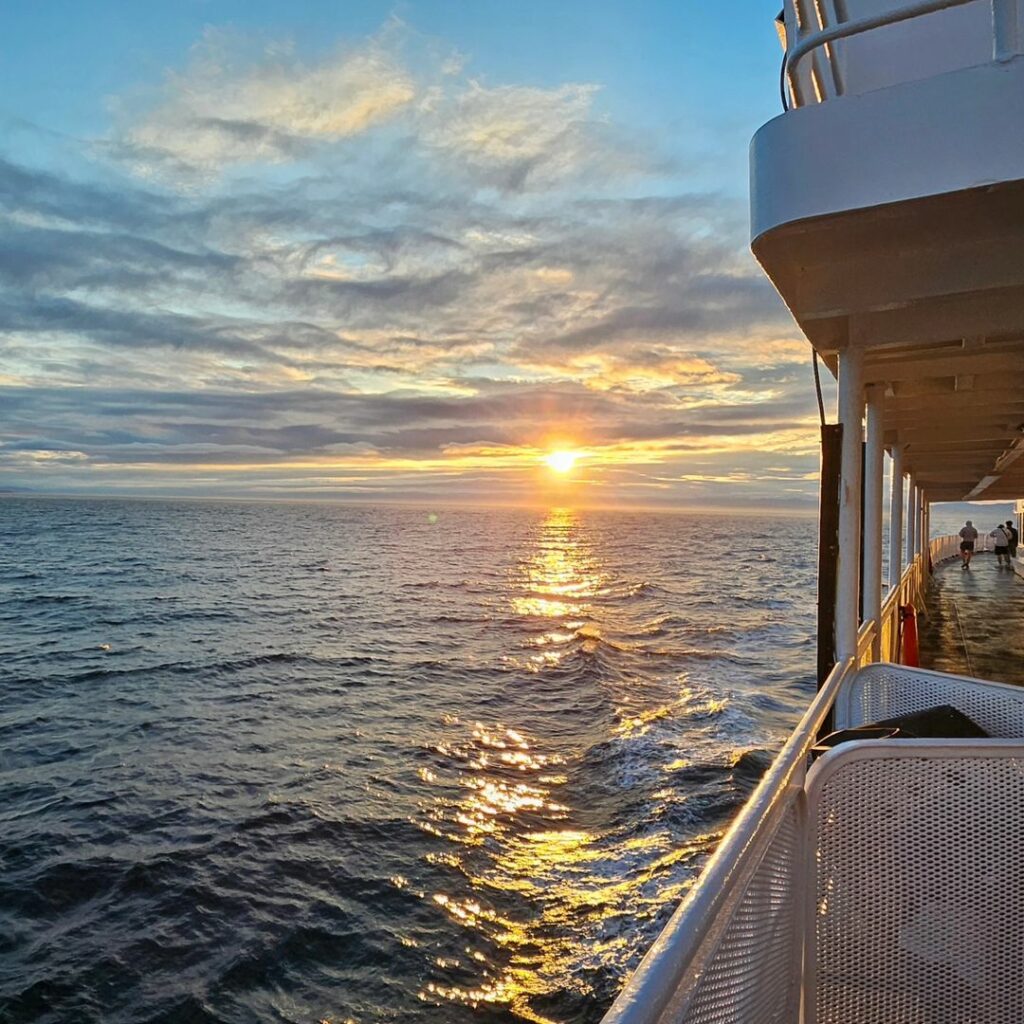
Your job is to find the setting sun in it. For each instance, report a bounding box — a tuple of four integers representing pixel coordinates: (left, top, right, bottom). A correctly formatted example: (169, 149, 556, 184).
(545, 450, 579, 474)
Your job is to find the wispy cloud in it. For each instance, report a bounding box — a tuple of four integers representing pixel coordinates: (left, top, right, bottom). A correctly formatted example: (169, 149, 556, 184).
(107, 26, 416, 180)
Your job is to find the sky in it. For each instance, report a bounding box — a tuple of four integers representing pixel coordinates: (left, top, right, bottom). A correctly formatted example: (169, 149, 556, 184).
(0, 1, 827, 508)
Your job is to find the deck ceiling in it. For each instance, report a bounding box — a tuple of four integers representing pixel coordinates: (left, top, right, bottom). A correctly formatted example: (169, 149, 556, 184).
(753, 180, 1024, 503)
(869, 341, 1024, 501)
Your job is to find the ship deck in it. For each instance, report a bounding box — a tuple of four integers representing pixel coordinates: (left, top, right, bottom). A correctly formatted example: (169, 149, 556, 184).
(919, 554, 1024, 685)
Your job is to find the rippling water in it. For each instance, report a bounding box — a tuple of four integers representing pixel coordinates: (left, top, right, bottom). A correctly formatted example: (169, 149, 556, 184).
(0, 498, 817, 1024)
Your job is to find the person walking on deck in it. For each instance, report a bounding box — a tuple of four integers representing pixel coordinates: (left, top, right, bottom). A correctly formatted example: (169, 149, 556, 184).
(991, 524, 1012, 568)
(959, 520, 978, 568)
(1005, 520, 1019, 560)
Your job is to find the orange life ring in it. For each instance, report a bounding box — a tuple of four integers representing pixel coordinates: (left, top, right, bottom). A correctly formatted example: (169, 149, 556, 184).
(899, 604, 919, 667)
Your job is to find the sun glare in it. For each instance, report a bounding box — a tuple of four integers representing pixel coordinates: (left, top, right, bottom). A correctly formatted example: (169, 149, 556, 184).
(545, 450, 578, 474)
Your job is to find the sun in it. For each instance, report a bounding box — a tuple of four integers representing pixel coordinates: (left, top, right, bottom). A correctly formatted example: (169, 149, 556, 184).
(545, 450, 579, 474)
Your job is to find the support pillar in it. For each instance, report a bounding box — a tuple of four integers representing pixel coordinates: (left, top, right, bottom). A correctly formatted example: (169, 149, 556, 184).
(994, 0, 1024, 61)
(863, 386, 884, 660)
(906, 477, 917, 568)
(921, 495, 929, 564)
(917, 491, 926, 561)
(836, 348, 864, 661)
(889, 445, 904, 592)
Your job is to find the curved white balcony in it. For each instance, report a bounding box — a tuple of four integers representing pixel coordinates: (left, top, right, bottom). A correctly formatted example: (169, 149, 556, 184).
(753, 1, 1024, 243)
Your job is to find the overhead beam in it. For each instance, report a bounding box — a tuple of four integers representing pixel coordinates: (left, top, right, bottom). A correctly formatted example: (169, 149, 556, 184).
(897, 436, 1014, 449)
(885, 412, 1024, 430)
(883, 376, 1024, 398)
(889, 426, 1018, 443)
(838, 286, 1024, 352)
(965, 474, 1001, 499)
(863, 351, 1024, 384)
(994, 436, 1024, 474)
(884, 388, 1024, 406)
(914, 464, 999, 475)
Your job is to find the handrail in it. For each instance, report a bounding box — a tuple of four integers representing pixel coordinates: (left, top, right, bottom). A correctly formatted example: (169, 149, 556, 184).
(601, 656, 856, 1024)
(785, 0, 977, 106)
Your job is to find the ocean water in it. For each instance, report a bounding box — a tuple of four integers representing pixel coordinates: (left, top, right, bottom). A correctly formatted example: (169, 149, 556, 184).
(0, 498, 818, 1024)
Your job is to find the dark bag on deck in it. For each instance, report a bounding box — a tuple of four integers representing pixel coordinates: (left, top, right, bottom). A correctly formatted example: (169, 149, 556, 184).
(814, 704, 988, 755)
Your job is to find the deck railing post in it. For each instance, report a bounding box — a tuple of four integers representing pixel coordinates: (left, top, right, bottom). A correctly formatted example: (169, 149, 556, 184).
(993, 0, 1024, 60)
(921, 487, 929, 598)
(906, 476, 917, 569)
(889, 444, 905, 605)
(918, 491, 927, 562)
(923, 496, 931, 574)
(863, 385, 885, 661)
(836, 347, 864, 661)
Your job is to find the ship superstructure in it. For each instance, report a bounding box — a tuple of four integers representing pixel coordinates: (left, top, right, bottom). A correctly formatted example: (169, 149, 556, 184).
(602, 3, 1024, 1021)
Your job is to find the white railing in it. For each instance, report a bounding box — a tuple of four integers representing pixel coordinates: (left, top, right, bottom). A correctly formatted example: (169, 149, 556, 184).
(782, 0, 1022, 109)
(600, 657, 857, 1024)
(601, 529, 1014, 1022)
(603, 661, 1024, 1023)
(603, 533, 1001, 1022)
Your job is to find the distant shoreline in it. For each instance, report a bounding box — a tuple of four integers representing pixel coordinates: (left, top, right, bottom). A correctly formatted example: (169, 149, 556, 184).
(0, 491, 821, 517)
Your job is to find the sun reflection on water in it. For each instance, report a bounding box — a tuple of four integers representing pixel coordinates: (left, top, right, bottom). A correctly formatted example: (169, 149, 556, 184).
(419, 708, 708, 1019)
(422, 792, 714, 1022)
(414, 508, 729, 1021)
(509, 508, 605, 624)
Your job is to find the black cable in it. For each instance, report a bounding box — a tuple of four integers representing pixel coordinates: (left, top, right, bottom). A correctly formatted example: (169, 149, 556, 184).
(780, 54, 790, 111)
(812, 349, 826, 427)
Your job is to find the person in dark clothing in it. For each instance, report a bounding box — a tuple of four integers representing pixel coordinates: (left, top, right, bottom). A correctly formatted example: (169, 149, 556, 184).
(959, 520, 978, 568)
(1005, 521, 1019, 559)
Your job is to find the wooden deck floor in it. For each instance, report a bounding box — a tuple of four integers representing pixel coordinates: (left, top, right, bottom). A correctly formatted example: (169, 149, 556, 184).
(919, 553, 1024, 684)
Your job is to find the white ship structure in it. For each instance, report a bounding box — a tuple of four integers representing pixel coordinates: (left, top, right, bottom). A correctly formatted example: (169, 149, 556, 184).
(602, 2, 1024, 1021)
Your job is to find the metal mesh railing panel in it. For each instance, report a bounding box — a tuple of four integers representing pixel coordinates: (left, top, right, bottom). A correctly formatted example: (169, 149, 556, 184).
(680, 800, 801, 1024)
(809, 746, 1024, 1024)
(837, 664, 1024, 737)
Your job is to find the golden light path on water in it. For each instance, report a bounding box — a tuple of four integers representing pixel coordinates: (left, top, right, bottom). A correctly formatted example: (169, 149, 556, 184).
(419, 509, 720, 1021)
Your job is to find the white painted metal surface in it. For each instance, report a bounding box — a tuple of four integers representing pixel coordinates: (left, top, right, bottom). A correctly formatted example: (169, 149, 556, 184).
(601, 663, 1024, 1024)
(993, 0, 1024, 59)
(784, 0, 987, 108)
(835, 661, 1024, 732)
(805, 738, 1024, 1023)
(906, 478, 917, 565)
(921, 489, 929, 561)
(863, 386, 885, 658)
(751, 58, 1024, 243)
(888, 447, 904, 587)
(601, 3, 1024, 1020)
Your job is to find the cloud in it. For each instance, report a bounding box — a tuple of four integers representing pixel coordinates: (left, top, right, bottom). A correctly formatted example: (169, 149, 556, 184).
(109, 28, 416, 179)
(422, 81, 638, 190)
(105, 24, 654, 193)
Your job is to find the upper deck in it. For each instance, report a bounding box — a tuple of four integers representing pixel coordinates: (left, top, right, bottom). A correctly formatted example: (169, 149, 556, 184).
(752, 0, 1024, 504)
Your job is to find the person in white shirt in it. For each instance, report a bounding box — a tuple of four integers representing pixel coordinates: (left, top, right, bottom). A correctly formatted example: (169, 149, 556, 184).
(991, 524, 1011, 568)
(959, 520, 978, 568)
